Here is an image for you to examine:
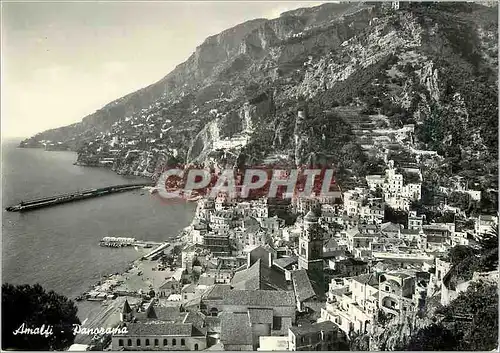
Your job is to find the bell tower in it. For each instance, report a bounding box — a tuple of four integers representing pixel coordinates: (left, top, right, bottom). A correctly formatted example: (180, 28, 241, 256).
(298, 210, 324, 273)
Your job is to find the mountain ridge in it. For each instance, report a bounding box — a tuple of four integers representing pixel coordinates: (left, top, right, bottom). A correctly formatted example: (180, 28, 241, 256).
(20, 2, 498, 199)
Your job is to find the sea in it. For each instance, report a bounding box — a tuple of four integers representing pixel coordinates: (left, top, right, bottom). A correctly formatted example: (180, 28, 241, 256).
(1, 139, 196, 320)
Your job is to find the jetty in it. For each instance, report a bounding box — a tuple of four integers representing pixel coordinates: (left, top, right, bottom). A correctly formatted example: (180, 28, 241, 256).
(99, 237, 163, 248)
(5, 182, 154, 212)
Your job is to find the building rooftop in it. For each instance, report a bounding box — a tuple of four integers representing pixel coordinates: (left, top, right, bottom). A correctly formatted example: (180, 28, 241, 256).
(289, 321, 339, 336)
(222, 289, 296, 307)
(231, 259, 289, 291)
(273, 256, 298, 270)
(352, 273, 379, 286)
(338, 258, 367, 266)
(291, 269, 316, 303)
(304, 210, 319, 222)
(248, 308, 274, 324)
(478, 214, 497, 221)
(220, 312, 253, 346)
(135, 305, 182, 323)
(118, 322, 195, 337)
(198, 275, 216, 286)
(381, 222, 402, 233)
(181, 283, 198, 293)
(122, 299, 132, 314)
(401, 229, 420, 235)
(202, 284, 232, 300)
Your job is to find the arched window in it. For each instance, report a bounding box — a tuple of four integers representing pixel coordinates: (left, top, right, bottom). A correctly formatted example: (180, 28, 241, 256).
(163, 339, 168, 346)
(154, 339, 159, 346)
(194, 344, 199, 351)
(136, 339, 141, 347)
(172, 339, 177, 346)
(118, 339, 124, 346)
(145, 339, 150, 346)
(127, 339, 132, 346)
(181, 339, 185, 346)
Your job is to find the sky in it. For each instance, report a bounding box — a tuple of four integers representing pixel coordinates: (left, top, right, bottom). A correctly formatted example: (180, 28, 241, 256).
(1, 1, 326, 139)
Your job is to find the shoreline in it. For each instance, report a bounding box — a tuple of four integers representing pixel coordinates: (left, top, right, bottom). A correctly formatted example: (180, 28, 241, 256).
(73, 227, 191, 345)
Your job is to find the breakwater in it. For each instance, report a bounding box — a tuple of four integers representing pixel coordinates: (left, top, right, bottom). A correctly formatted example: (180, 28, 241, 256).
(5, 183, 154, 212)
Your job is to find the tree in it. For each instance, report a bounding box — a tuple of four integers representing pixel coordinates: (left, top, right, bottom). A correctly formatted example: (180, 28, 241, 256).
(384, 205, 408, 227)
(435, 211, 456, 224)
(478, 224, 499, 252)
(405, 324, 460, 351)
(349, 331, 370, 351)
(373, 186, 383, 199)
(2, 283, 81, 350)
(447, 191, 471, 210)
(438, 282, 498, 351)
(446, 245, 478, 265)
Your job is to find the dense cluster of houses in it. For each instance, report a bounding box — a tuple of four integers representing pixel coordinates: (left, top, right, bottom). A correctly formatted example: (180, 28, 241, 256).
(108, 160, 497, 350)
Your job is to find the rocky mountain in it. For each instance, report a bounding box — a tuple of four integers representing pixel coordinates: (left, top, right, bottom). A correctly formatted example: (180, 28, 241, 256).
(21, 2, 498, 191)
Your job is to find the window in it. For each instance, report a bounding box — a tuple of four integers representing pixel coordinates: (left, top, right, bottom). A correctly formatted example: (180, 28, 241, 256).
(194, 344, 199, 351)
(385, 286, 390, 291)
(181, 339, 185, 346)
(127, 339, 132, 347)
(145, 339, 150, 346)
(163, 339, 168, 346)
(155, 339, 159, 346)
(119, 339, 124, 346)
(273, 316, 282, 330)
(172, 339, 177, 346)
(136, 339, 141, 347)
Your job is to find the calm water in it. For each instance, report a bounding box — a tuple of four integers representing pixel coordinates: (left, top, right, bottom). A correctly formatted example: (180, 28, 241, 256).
(1, 140, 195, 319)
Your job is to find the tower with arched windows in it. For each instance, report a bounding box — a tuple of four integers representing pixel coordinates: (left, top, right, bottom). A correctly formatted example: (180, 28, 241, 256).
(298, 210, 324, 272)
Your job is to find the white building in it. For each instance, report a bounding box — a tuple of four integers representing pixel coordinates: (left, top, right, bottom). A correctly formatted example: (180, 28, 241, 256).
(474, 215, 498, 236)
(366, 161, 421, 211)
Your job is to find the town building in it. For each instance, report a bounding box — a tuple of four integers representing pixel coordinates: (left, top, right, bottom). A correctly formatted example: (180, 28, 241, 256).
(298, 210, 324, 273)
(474, 214, 498, 236)
(288, 321, 348, 351)
(113, 300, 207, 351)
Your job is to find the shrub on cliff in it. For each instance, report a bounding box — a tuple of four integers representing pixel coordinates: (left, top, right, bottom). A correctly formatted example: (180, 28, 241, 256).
(405, 323, 460, 351)
(439, 281, 498, 351)
(403, 282, 498, 351)
(2, 283, 81, 351)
